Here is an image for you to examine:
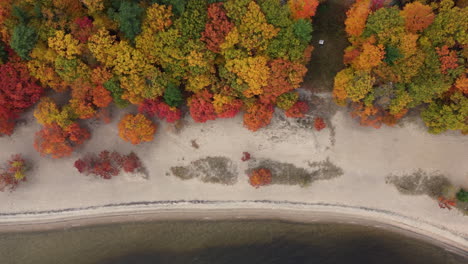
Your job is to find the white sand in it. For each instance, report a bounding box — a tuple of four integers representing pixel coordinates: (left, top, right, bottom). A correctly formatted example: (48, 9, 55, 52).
(0, 93, 467, 251)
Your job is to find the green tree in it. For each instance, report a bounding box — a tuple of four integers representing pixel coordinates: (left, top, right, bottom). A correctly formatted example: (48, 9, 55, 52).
(457, 189, 468, 202)
(109, 0, 144, 42)
(10, 24, 38, 60)
(163, 83, 183, 107)
(104, 78, 130, 108)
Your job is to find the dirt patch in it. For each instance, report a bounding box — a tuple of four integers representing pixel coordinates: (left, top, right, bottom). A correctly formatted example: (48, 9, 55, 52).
(170, 156, 237, 185)
(303, 0, 352, 92)
(385, 170, 451, 198)
(247, 158, 342, 187)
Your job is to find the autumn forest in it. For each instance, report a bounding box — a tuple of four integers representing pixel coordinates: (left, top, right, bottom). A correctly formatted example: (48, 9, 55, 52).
(0, 0, 466, 161)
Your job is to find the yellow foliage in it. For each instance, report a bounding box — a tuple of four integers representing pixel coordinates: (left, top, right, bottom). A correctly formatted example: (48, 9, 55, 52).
(30, 42, 58, 63)
(143, 3, 173, 33)
(27, 60, 68, 92)
(238, 2, 279, 52)
(333, 69, 352, 105)
(82, 0, 105, 13)
(389, 90, 413, 115)
(34, 97, 74, 128)
(213, 94, 233, 114)
(185, 73, 213, 93)
(120, 74, 147, 104)
(220, 27, 240, 51)
(225, 56, 271, 98)
(88, 28, 116, 65)
(399, 33, 419, 57)
(48, 30, 82, 59)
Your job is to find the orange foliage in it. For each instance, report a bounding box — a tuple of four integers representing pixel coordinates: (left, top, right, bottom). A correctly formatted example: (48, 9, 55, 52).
(64, 123, 91, 145)
(201, 3, 234, 53)
(454, 74, 468, 95)
(345, 0, 371, 38)
(343, 47, 361, 65)
(243, 103, 274, 132)
(118, 113, 156, 145)
(34, 124, 73, 158)
(436, 46, 459, 74)
(91, 67, 112, 85)
(249, 168, 272, 188)
(288, 0, 319, 20)
(92, 85, 113, 108)
(261, 59, 307, 104)
(401, 2, 435, 33)
(285, 101, 309, 118)
(352, 42, 385, 71)
(350, 103, 382, 128)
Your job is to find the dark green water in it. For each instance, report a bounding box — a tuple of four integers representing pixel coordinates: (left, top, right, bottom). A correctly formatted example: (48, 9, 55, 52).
(0, 220, 466, 264)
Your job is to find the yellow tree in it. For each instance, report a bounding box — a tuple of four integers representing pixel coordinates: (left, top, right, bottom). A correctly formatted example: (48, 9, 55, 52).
(225, 56, 271, 98)
(48, 30, 82, 59)
(238, 1, 279, 52)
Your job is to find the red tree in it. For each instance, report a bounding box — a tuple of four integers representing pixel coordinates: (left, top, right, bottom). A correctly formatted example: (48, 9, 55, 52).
(139, 99, 182, 123)
(201, 3, 234, 53)
(188, 90, 217, 123)
(0, 62, 44, 136)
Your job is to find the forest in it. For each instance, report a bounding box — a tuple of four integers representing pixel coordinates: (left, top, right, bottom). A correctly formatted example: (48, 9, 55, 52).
(0, 0, 466, 162)
(0, 0, 318, 158)
(335, 0, 467, 133)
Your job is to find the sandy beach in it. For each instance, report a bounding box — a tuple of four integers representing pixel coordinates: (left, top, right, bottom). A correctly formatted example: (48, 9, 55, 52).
(0, 93, 467, 255)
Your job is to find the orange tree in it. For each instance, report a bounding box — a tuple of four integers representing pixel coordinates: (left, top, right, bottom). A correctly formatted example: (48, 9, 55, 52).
(118, 113, 156, 145)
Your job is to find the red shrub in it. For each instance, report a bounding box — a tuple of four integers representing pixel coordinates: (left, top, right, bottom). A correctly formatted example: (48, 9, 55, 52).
(314, 117, 326, 131)
(241, 152, 251, 162)
(74, 151, 143, 179)
(122, 152, 142, 173)
(0, 154, 27, 191)
(249, 168, 272, 188)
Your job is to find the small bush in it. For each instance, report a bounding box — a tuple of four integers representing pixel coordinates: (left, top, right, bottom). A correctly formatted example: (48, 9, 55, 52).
(74, 151, 143, 179)
(314, 117, 326, 131)
(0, 154, 27, 191)
(456, 189, 468, 202)
(249, 168, 272, 188)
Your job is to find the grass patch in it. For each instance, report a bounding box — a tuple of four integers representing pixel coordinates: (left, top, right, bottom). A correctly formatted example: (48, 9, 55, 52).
(170, 156, 238, 185)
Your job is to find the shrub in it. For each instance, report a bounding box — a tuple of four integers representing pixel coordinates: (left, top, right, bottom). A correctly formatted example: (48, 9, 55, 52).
(314, 117, 326, 131)
(74, 151, 143, 179)
(456, 189, 468, 202)
(249, 168, 272, 188)
(0, 154, 27, 191)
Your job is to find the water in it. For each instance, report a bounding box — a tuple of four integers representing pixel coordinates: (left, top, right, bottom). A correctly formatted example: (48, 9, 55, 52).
(0, 220, 466, 264)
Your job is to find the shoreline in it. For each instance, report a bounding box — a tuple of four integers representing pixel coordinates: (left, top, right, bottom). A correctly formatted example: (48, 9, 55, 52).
(0, 200, 467, 257)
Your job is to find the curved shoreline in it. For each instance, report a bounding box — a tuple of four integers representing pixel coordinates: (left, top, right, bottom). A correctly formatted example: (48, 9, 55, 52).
(0, 200, 467, 257)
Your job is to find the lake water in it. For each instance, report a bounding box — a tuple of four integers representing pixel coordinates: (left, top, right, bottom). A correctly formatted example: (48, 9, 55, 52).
(0, 220, 466, 264)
